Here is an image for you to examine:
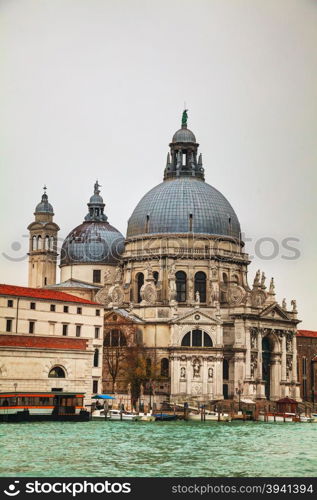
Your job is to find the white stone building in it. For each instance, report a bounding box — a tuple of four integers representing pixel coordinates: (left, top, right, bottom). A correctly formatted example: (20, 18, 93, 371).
(0, 284, 103, 404)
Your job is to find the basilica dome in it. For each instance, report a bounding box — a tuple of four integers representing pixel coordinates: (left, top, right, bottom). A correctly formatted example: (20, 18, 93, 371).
(127, 114, 241, 240)
(60, 182, 124, 267)
(127, 177, 240, 239)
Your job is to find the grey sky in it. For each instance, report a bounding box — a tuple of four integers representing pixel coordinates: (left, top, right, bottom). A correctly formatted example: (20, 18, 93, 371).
(1, 0, 316, 328)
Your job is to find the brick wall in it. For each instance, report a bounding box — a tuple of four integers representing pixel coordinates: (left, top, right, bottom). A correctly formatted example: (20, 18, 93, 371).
(297, 335, 317, 401)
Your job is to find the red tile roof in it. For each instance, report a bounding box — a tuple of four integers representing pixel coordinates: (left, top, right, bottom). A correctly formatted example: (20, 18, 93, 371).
(0, 284, 99, 305)
(297, 330, 317, 338)
(0, 334, 88, 350)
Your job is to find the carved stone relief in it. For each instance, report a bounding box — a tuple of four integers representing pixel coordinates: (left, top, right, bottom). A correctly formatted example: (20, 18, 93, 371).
(108, 284, 125, 306)
(140, 282, 157, 305)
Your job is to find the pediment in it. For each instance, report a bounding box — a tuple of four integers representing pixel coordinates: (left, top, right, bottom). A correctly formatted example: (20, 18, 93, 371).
(259, 302, 291, 320)
(104, 308, 144, 324)
(169, 308, 221, 325)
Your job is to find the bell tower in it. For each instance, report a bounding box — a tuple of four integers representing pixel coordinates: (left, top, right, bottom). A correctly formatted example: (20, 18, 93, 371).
(27, 186, 60, 288)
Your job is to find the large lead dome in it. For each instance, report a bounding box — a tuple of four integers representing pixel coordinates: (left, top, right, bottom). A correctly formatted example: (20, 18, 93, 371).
(127, 177, 240, 238)
(127, 112, 241, 239)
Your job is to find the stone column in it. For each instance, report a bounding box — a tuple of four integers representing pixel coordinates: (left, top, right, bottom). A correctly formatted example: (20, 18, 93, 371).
(257, 329, 263, 379)
(215, 356, 223, 399)
(245, 327, 251, 379)
(174, 356, 180, 395)
(216, 324, 223, 347)
(270, 354, 281, 400)
(281, 334, 287, 381)
(202, 357, 208, 396)
(170, 355, 176, 395)
(186, 356, 192, 395)
(292, 334, 297, 382)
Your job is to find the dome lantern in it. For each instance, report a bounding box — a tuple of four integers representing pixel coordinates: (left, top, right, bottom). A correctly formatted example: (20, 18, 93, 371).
(85, 181, 108, 222)
(164, 110, 204, 181)
(34, 185, 54, 215)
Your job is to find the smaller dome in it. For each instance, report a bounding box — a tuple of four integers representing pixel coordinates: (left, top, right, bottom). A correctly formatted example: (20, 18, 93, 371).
(35, 190, 54, 214)
(61, 222, 124, 266)
(172, 127, 196, 143)
(89, 194, 104, 204)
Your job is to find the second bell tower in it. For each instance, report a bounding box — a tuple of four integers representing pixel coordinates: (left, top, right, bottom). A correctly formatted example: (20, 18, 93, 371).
(27, 187, 60, 288)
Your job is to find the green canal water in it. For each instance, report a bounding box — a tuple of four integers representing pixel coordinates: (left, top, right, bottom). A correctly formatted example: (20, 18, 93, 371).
(0, 421, 316, 477)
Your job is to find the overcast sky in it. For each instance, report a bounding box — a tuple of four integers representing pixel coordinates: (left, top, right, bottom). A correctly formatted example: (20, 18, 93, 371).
(0, 0, 316, 328)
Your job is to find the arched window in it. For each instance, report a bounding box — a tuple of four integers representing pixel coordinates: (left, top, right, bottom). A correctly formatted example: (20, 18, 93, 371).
(222, 272, 228, 283)
(161, 358, 169, 377)
(181, 329, 213, 347)
(153, 271, 159, 285)
(223, 359, 229, 380)
(93, 348, 99, 367)
(176, 271, 187, 302)
(48, 366, 65, 378)
(104, 330, 127, 347)
(232, 274, 239, 285)
(37, 235, 42, 250)
(146, 358, 152, 377)
(32, 236, 36, 250)
(194, 271, 206, 302)
(136, 273, 144, 303)
(45, 236, 49, 250)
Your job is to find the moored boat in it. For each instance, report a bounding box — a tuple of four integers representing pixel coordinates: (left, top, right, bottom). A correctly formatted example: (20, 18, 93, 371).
(0, 391, 89, 422)
(139, 413, 156, 422)
(188, 411, 231, 422)
(257, 412, 299, 422)
(153, 413, 178, 421)
(299, 415, 314, 423)
(106, 409, 140, 421)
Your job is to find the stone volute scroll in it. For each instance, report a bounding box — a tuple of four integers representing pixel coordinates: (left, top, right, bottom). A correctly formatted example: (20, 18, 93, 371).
(105, 265, 125, 306)
(140, 282, 157, 305)
(140, 261, 158, 305)
(95, 268, 114, 305)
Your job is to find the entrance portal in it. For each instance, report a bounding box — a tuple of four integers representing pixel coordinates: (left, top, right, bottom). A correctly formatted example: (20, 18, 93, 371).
(262, 337, 271, 399)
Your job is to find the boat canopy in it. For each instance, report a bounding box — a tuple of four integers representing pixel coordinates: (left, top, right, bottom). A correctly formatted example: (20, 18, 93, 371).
(92, 394, 115, 400)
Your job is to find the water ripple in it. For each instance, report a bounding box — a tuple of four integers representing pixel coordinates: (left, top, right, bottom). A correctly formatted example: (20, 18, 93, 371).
(0, 421, 316, 476)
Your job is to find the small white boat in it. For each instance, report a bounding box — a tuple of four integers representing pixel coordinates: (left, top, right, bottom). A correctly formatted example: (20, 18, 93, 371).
(138, 413, 156, 422)
(188, 411, 231, 422)
(311, 413, 317, 423)
(91, 409, 107, 420)
(107, 409, 140, 421)
(92, 409, 140, 421)
(299, 415, 314, 423)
